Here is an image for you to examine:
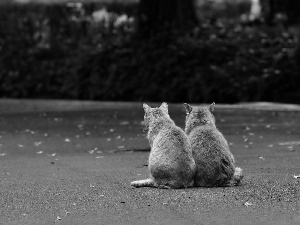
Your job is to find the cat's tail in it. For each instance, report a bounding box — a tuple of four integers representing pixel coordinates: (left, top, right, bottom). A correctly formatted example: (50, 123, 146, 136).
(131, 178, 155, 188)
(131, 178, 171, 189)
(228, 167, 243, 186)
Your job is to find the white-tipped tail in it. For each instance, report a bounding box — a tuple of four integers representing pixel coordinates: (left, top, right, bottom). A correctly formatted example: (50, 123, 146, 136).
(131, 178, 172, 189)
(232, 167, 243, 186)
(131, 178, 156, 188)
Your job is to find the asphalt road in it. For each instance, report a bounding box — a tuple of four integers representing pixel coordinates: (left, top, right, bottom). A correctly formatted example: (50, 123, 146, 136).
(0, 100, 300, 225)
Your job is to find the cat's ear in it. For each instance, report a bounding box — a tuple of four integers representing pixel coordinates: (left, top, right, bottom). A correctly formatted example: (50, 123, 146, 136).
(159, 102, 168, 114)
(183, 103, 193, 114)
(143, 103, 151, 113)
(209, 102, 215, 112)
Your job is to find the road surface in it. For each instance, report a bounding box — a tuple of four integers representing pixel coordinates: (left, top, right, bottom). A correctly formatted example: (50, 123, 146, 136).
(0, 100, 300, 225)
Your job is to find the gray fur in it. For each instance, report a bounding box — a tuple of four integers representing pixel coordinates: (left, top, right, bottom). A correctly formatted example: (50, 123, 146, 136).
(184, 103, 243, 187)
(131, 103, 196, 189)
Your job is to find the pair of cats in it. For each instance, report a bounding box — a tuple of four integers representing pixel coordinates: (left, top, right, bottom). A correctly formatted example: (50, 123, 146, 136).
(131, 102, 243, 189)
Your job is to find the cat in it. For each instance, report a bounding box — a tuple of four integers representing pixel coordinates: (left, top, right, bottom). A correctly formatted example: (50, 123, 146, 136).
(184, 102, 243, 187)
(131, 102, 196, 189)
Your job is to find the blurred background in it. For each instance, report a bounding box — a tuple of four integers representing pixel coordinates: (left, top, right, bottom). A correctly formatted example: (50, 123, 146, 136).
(0, 0, 299, 103)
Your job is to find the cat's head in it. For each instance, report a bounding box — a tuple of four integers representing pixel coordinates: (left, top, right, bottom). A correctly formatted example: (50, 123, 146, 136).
(142, 102, 170, 131)
(183, 102, 216, 133)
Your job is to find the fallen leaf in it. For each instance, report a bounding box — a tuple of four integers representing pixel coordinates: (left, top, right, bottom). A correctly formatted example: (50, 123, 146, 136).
(36, 151, 43, 154)
(34, 142, 42, 146)
(18, 144, 24, 148)
(288, 147, 295, 152)
(244, 201, 254, 206)
(65, 138, 71, 142)
(120, 121, 130, 125)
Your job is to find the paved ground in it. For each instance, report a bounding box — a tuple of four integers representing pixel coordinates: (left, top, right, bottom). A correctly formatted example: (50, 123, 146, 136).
(0, 99, 300, 225)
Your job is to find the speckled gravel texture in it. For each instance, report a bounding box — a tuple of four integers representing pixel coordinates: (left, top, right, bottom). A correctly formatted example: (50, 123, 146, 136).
(0, 100, 300, 225)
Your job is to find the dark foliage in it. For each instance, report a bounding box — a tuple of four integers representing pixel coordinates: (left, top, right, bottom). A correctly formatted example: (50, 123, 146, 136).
(0, 2, 299, 103)
(137, 0, 197, 37)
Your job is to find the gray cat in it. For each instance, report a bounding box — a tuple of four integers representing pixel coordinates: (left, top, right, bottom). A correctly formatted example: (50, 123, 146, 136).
(131, 103, 196, 189)
(184, 102, 243, 187)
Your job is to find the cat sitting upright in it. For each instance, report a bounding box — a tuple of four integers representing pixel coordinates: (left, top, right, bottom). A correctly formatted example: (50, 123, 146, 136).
(131, 102, 195, 189)
(183, 102, 243, 187)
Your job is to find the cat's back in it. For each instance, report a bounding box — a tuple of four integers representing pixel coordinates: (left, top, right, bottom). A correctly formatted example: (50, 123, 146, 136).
(161, 125, 189, 145)
(153, 124, 190, 153)
(189, 125, 225, 143)
(189, 125, 230, 157)
(150, 124, 193, 164)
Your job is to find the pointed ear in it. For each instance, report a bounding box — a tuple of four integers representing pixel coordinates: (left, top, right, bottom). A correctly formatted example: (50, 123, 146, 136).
(209, 102, 215, 112)
(143, 103, 151, 113)
(183, 103, 193, 114)
(159, 102, 168, 114)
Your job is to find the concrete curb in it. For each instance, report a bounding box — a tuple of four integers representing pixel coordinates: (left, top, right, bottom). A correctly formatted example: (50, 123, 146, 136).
(0, 99, 300, 114)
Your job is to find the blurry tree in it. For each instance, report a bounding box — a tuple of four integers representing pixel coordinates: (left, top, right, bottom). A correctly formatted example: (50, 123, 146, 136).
(137, 0, 198, 38)
(261, 0, 300, 25)
(249, 0, 262, 21)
